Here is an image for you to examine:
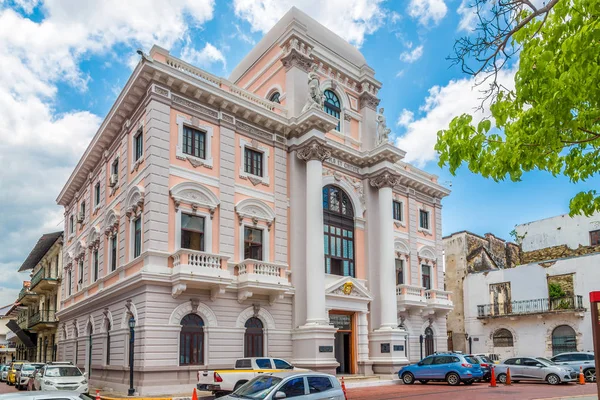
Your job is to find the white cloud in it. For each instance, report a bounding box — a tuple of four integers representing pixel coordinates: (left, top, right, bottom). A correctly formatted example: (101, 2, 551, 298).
(0, 0, 216, 307)
(408, 0, 448, 27)
(396, 109, 414, 127)
(395, 68, 516, 167)
(400, 45, 424, 63)
(181, 42, 227, 70)
(396, 69, 406, 78)
(233, 0, 386, 47)
(457, 0, 478, 32)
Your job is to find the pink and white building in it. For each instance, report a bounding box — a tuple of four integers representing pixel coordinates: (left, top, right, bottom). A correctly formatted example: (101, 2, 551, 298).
(55, 8, 451, 394)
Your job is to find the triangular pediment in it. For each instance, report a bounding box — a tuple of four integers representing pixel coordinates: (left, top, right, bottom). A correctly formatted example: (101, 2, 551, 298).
(325, 276, 373, 300)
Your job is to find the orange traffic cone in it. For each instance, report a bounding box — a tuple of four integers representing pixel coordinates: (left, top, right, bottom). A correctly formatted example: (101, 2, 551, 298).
(95, 390, 100, 400)
(341, 377, 348, 399)
(505, 367, 512, 385)
(578, 366, 586, 385)
(192, 388, 199, 400)
(489, 366, 497, 387)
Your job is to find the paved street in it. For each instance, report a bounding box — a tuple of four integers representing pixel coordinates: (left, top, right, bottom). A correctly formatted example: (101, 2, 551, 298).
(0, 382, 18, 395)
(348, 382, 598, 400)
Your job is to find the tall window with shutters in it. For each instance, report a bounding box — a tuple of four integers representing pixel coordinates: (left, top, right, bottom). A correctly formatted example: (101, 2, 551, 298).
(181, 214, 205, 251)
(182, 126, 206, 159)
(422, 264, 431, 290)
(244, 148, 263, 177)
(244, 227, 263, 260)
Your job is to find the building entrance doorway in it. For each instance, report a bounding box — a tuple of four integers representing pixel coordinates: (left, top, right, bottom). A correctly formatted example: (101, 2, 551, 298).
(330, 311, 356, 375)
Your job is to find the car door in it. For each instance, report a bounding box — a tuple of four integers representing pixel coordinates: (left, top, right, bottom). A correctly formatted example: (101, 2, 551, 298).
(306, 376, 338, 400)
(504, 358, 523, 379)
(521, 358, 543, 380)
(428, 356, 450, 379)
(275, 376, 307, 399)
(414, 356, 435, 379)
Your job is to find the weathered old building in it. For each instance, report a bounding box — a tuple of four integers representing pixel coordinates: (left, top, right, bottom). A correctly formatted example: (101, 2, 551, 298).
(444, 212, 599, 360)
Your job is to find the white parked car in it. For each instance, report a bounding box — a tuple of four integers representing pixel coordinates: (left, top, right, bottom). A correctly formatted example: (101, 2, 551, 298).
(0, 391, 93, 400)
(32, 363, 88, 394)
(220, 372, 346, 400)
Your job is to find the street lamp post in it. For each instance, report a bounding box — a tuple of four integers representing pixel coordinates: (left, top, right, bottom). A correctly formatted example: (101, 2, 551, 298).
(464, 333, 473, 354)
(128, 316, 135, 396)
(419, 335, 423, 359)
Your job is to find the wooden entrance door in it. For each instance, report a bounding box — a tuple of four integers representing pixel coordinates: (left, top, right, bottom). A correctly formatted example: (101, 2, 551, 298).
(330, 311, 357, 374)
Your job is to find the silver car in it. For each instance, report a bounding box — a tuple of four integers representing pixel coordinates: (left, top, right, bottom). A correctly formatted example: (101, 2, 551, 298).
(220, 371, 345, 400)
(0, 391, 93, 400)
(495, 356, 577, 385)
(551, 352, 595, 382)
(0, 366, 9, 382)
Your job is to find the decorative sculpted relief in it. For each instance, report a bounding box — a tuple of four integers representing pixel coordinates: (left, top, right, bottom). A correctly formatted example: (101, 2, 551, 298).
(323, 167, 365, 207)
(297, 141, 331, 162)
(369, 171, 400, 189)
(302, 65, 325, 113)
(376, 107, 392, 146)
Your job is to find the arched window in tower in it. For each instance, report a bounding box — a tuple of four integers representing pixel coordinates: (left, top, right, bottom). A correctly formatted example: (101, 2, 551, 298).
(323, 90, 341, 131)
(244, 317, 264, 357)
(322, 185, 355, 277)
(179, 314, 205, 365)
(269, 92, 281, 103)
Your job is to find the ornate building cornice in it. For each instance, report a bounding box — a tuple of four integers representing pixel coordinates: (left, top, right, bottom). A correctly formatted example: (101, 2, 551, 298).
(359, 91, 380, 111)
(281, 36, 315, 73)
(297, 140, 331, 162)
(369, 171, 401, 189)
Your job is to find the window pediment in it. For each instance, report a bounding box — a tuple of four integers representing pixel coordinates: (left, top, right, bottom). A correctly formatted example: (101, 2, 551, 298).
(235, 198, 275, 226)
(170, 182, 220, 216)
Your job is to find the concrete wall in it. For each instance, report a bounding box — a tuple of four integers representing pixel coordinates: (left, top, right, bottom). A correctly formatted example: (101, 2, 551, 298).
(516, 211, 600, 251)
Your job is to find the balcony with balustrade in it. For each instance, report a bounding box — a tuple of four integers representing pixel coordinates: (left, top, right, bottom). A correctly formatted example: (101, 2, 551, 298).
(396, 284, 428, 312)
(477, 295, 585, 319)
(236, 259, 292, 304)
(28, 309, 57, 332)
(425, 289, 453, 312)
(17, 287, 38, 306)
(170, 249, 233, 299)
(29, 267, 59, 293)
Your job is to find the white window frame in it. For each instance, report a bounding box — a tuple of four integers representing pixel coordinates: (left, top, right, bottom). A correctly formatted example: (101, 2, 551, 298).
(130, 120, 144, 172)
(175, 207, 213, 253)
(420, 263, 433, 290)
(94, 182, 101, 210)
(69, 214, 75, 238)
(78, 260, 84, 285)
(176, 115, 214, 168)
(130, 214, 143, 261)
(393, 200, 406, 227)
(418, 207, 432, 235)
(321, 83, 345, 135)
(92, 249, 99, 282)
(395, 258, 405, 285)
(239, 223, 270, 262)
(109, 233, 118, 273)
(239, 137, 270, 186)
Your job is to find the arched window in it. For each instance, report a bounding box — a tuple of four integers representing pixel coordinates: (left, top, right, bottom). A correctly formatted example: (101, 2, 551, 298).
(552, 325, 576, 355)
(180, 314, 205, 365)
(244, 317, 264, 357)
(322, 185, 355, 277)
(269, 92, 281, 104)
(424, 327, 434, 356)
(493, 328, 514, 347)
(323, 90, 341, 131)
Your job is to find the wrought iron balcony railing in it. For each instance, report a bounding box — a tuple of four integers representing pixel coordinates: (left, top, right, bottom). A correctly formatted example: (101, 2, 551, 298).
(28, 309, 57, 327)
(477, 295, 585, 318)
(30, 267, 58, 288)
(17, 287, 36, 301)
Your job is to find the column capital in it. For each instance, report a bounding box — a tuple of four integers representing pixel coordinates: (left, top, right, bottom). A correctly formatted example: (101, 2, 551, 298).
(296, 140, 331, 162)
(369, 171, 401, 189)
(281, 48, 315, 73)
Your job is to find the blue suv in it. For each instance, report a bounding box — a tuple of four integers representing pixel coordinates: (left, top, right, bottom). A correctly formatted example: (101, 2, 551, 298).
(398, 353, 483, 386)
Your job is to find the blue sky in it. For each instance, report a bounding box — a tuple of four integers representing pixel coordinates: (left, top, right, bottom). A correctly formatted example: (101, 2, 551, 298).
(0, 0, 596, 305)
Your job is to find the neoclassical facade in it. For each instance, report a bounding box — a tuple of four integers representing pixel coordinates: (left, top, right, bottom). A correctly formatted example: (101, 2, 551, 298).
(55, 7, 451, 395)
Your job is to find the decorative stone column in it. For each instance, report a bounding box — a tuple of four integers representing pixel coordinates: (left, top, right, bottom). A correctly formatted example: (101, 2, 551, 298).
(297, 140, 330, 326)
(291, 139, 337, 373)
(368, 170, 409, 373)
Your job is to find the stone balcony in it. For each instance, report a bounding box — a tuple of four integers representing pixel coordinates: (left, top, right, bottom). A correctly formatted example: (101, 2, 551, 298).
(28, 309, 57, 332)
(236, 259, 292, 304)
(171, 249, 233, 299)
(425, 289, 453, 312)
(30, 268, 59, 293)
(17, 287, 38, 306)
(396, 284, 428, 312)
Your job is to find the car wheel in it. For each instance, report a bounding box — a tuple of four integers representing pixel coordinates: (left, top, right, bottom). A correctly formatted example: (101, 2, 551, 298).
(584, 368, 595, 382)
(419, 380, 428, 384)
(402, 372, 415, 384)
(546, 373, 560, 385)
(497, 373, 507, 384)
(446, 372, 460, 386)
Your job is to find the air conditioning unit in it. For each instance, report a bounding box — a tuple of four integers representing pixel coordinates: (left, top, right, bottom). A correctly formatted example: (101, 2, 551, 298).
(76, 211, 84, 223)
(109, 174, 118, 187)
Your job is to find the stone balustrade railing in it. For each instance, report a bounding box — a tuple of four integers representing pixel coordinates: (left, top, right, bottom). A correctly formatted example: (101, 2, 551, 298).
(396, 284, 425, 297)
(237, 260, 287, 278)
(425, 289, 452, 301)
(172, 249, 227, 270)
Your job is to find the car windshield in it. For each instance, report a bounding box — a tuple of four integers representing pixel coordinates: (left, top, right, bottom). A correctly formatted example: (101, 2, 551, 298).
(45, 367, 83, 377)
(536, 357, 555, 366)
(22, 365, 36, 371)
(479, 356, 493, 364)
(465, 356, 479, 364)
(233, 376, 283, 399)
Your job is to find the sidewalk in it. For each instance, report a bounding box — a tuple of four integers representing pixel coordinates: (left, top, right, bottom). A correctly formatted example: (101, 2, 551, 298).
(534, 396, 598, 400)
